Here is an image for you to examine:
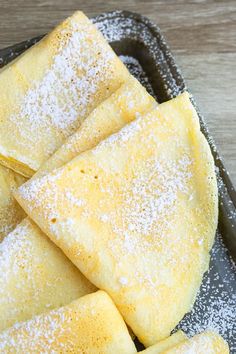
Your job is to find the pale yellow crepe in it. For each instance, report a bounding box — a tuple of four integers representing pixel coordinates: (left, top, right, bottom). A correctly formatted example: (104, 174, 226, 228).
(0, 11, 129, 177)
(15, 92, 218, 346)
(0, 74, 154, 328)
(0, 291, 137, 354)
(162, 331, 229, 354)
(0, 218, 96, 331)
(36, 76, 157, 177)
(0, 165, 26, 241)
(141, 331, 187, 353)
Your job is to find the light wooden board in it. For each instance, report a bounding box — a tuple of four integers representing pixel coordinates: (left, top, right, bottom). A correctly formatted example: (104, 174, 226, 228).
(0, 0, 235, 185)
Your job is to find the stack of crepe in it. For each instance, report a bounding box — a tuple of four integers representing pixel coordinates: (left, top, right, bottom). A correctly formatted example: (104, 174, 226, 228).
(0, 10, 229, 353)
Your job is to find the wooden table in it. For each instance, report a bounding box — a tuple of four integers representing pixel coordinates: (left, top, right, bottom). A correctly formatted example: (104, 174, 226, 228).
(0, 0, 235, 185)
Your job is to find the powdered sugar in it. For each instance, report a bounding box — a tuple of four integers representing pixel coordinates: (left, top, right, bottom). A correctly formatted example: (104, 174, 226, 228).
(0, 216, 96, 332)
(119, 277, 129, 286)
(0, 291, 136, 353)
(3, 13, 126, 172)
(17, 170, 61, 209)
(119, 55, 156, 99)
(0, 304, 73, 351)
(97, 115, 143, 147)
(104, 151, 193, 291)
(0, 222, 33, 283)
(10, 19, 115, 135)
(121, 155, 192, 236)
(177, 232, 236, 352)
(65, 190, 85, 208)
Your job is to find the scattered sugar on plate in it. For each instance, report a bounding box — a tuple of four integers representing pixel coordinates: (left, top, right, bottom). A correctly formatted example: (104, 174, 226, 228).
(177, 232, 236, 352)
(119, 55, 156, 99)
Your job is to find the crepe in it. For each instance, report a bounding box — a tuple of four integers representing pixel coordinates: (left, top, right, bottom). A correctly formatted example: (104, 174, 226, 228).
(0, 291, 137, 354)
(161, 331, 229, 354)
(0, 218, 96, 331)
(0, 11, 129, 177)
(0, 165, 26, 241)
(15, 92, 218, 346)
(36, 76, 156, 178)
(0, 74, 154, 328)
(141, 331, 187, 353)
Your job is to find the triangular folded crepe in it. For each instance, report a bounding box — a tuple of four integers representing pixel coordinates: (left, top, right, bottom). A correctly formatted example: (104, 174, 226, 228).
(16, 92, 218, 346)
(0, 11, 129, 177)
(0, 291, 137, 354)
(1, 74, 154, 328)
(36, 76, 157, 177)
(0, 218, 95, 331)
(0, 165, 26, 241)
(160, 331, 229, 354)
(141, 331, 187, 353)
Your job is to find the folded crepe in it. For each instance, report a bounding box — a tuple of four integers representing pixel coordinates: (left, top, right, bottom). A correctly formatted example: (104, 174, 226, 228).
(36, 76, 157, 177)
(0, 11, 129, 177)
(0, 291, 137, 354)
(1, 74, 154, 329)
(0, 165, 26, 241)
(141, 331, 187, 353)
(0, 218, 95, 331)
(158, 331, 229, 354)
(15, 92, 218, 346)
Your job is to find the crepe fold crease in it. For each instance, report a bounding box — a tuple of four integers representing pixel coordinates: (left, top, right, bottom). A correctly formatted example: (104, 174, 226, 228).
(0, 165, 26, 241)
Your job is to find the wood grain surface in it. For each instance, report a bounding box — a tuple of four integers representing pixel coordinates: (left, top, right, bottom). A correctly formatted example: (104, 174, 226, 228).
(0, 0, 235, 185)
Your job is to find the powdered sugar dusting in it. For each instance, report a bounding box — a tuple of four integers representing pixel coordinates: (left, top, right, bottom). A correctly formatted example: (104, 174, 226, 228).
(6, 13, 124, 170)
(116, 156, 192, 237)
(0, 216, 96, 331)
(65, 190, 86, 208)
(0, 303, 76, 352)
(18, 170, 61, 209)
(119, 277, 129, 286)
(0, 221, 47, 329)
(18, 18, 115, 131)
(104, 152, 193, 291)
(96, 114, 143, 147)
(13, 22, 112, 132)
(0, 222, 33, 283)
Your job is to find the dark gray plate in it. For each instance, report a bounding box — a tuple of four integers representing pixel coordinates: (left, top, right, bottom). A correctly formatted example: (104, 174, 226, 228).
(0, 10, 235, 352)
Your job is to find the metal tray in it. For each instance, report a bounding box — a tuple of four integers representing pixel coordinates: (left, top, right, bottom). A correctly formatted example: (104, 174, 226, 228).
(0, 10, 235, 352)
